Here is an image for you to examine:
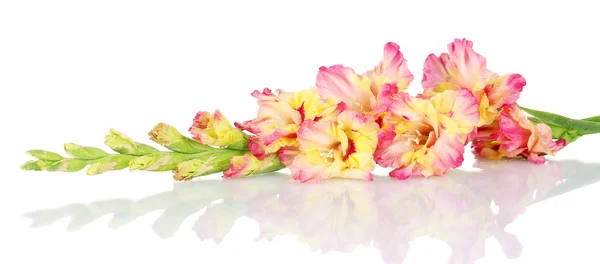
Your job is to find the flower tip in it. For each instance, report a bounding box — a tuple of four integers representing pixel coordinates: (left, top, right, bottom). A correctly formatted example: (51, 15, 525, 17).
(108, 128, 125, 136)
(63, 143, 79, 151)
(149, 123, 182, 145)
(384, 41, 400, 50)
(173, 173, 188, 181)
(191, 111, 211, 130)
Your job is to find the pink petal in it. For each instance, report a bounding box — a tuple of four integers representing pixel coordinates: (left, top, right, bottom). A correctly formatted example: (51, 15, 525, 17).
(316, 65, 375, 112)
(527, 124, 566, 155)
(446, 38, 489, 89)
(374, 132, 416, 168)
(278, 146, 300, 167)
(453, 88, 480, 126)
(422, 53, 451, 90)
(389, 165, 417, 180)
(485, 73, 526, 108)
(223, 154, 254, 178)
(424, 132, 466, 175)
(375, 42, 414, 89)
(289, 155, 329, 183)
(248, 136, 269, 160)
(296, 120, 338, 151)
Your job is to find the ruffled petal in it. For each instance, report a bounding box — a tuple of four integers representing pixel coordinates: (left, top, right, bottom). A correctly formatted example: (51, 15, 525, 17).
(297, 120, 342, 152)
(372, 42, 414, 92)
(422, 53, 451, 90)
(316, 65, 376, 112)
(445, 38, 490, 91)
(485, 73, 526, 109)
(418, 132, 466, 176)
(278, 146, 301, 167)
(373, 125, 417, 169)
(527, 124, 567, 156)
(429, 88, 480, 135)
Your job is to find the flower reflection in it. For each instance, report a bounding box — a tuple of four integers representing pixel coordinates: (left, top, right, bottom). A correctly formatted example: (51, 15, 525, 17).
(25, 160, 600, 264)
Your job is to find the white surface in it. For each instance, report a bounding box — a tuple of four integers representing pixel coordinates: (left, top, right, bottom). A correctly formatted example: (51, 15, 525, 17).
(2, 1, 600, 263)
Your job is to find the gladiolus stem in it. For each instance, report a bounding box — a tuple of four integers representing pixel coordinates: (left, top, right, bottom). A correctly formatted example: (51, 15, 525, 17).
(21, 126, 251, 179)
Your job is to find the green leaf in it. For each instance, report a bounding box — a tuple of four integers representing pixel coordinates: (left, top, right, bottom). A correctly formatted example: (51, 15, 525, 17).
(25, 150, 64, 161)
(582, 116, 600, 123)
(519, 106, 600, 135)
(64, 143, 109, 160)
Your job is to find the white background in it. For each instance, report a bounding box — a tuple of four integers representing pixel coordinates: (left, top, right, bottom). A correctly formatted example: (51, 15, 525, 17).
(2, 0, 600, 263)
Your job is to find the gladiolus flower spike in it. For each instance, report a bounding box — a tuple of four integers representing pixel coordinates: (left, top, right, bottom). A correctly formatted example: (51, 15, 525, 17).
(22, 39, 600, 182)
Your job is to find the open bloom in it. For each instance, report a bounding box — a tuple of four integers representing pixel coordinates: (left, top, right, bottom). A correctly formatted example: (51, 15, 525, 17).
(189, 110, 246, 147)
(235, 88, 333, 159)
(422, 38, 526, 125)
(472, 105, 566, 163)
(288, 109, 379, 182)
(316, 42, 413, 115)
(374, 84, 480, 179)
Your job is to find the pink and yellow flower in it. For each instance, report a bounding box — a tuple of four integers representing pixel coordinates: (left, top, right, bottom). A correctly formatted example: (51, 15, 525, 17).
(287, 109, 379, 182)
(374, 84, 480, 179)
(316, 42, 413, 115)
(189, 110, 246, 147)
(472, 105, 566, 163)
(422, 38, 526, 125)
(235, 87, 333, 159)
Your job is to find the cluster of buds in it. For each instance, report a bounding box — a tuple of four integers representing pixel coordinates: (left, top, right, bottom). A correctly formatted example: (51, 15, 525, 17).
(22, 114, 284, 180)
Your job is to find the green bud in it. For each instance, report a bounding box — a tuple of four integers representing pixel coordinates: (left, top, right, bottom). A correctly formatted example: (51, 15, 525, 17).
(105, 128, 160, 155)
(64, 143, 109, 160)
(86, 155, 134, 175)
(21, 160, 55, 171)
(26, 150, 64, 161)
(44, 159, 90, 172)
(148, 123, 213, 153)
(130, 152, 204, 171)
(173, 150, 244, 181)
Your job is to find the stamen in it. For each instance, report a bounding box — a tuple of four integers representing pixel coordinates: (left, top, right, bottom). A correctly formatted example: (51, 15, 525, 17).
(319, 148, 335, 163)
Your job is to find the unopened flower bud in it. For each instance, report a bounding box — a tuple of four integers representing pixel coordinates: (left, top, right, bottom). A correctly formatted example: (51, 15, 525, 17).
(105, 128, 159, 155)
(223, 153, 284, 178)
(189, 110, 247, 148)
(44, 159, 90, 172)
(130, 152, 203, 171)
(87, 155, 134, 175)
(21, 160, 55, 171)
(25, 150, 64, 161)
(148, 123, 213, 153)
(64, 143, 109, 160)
(173, 150, 243, 181)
